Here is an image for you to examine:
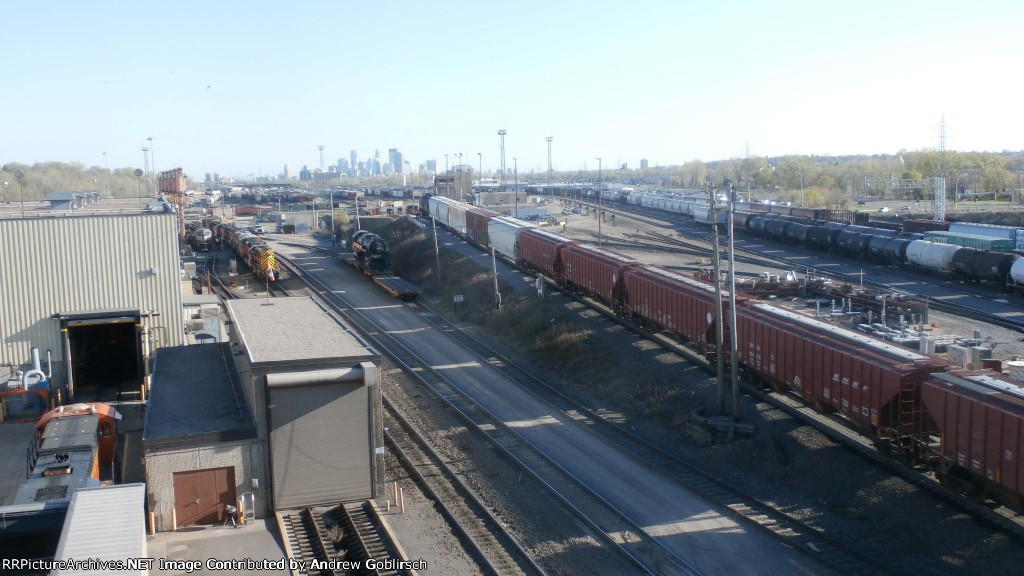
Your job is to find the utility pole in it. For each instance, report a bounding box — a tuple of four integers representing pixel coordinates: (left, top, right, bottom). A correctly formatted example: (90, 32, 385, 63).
(513, 158, 518, 218)
(432, 215, 442, 283)
(727, 189, 740, 421)
(711, 188, 725, 414)
(491, 246, 501, 312)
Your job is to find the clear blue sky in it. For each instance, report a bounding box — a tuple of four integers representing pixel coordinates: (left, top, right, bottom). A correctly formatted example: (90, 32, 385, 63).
(3, 0, 1020, 179)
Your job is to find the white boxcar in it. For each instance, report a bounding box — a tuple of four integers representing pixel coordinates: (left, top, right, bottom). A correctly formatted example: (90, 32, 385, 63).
(488, 216, 538, 261)
(948, 222, 1018, 240)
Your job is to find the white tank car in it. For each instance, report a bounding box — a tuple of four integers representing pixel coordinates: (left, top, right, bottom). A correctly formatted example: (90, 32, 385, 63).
(905, 240, 960, 273)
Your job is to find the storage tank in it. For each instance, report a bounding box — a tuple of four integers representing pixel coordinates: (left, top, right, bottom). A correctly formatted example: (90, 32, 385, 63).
(905, 240, 960, 272)
(1008, 360, 1024, 382)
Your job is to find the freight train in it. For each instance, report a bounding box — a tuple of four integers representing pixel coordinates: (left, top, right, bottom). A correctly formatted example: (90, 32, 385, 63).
(420, 193, 1024, 512)
(732, 212, 1024, 286)
(202, 220, 279, 282)
(0, 402, 121, 563)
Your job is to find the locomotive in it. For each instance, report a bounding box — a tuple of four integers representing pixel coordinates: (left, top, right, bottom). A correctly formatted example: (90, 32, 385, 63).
(0, 402, 121, 563)
(421, 194, 1024, 512)
(203, 220, 278, 282)
(351, 230, 391, 274)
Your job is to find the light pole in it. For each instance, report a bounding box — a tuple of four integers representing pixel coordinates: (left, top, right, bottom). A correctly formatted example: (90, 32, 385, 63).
(955, 173, 968, 210)
(498, 129, 507, 190)
(595, 157, 602, 246)
(799, 171, 804, 207)
(546, 136, 553, 199)
(102, 152, 110, 196)
(457, 153, 463, 200)
(147, 136, 156, 196)
(15, 169, 26, 217)
(512, 157, 518, 218)
(134, 168, 144, 206)
(444, 154, 448, 174)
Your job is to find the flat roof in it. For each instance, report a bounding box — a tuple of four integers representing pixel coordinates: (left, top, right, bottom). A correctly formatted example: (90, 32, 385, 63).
(52, 484, 147, 576)
(226, 296, 376, 368)
(144, 343, 256, 449)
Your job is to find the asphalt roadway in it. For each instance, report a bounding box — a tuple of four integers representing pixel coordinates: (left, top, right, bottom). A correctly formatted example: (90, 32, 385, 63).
(277, 233, 840, 576)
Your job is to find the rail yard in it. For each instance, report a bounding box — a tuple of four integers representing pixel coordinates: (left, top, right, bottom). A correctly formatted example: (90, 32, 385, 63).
(2, 188, 1024, 576)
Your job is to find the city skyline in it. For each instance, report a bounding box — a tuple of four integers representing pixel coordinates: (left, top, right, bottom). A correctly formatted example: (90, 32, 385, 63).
(2, 1, 1021, 178)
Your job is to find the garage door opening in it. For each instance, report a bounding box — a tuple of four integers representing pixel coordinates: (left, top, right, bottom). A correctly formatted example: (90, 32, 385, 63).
(61, 312, 143, 403)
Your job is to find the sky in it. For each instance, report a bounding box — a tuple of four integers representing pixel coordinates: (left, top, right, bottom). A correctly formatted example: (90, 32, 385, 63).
(2, 0, 1021, 179)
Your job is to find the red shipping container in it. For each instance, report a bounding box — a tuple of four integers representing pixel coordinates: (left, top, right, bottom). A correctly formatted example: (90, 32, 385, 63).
(921, 372, 1024, 508)
(517, 228, 575, 281)
(560, 244, 640, 309)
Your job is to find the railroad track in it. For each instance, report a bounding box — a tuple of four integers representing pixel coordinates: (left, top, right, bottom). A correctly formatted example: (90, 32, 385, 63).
(274, 250, 700, 576)
(277, 503, 413, 576)
(411, 301, 904, 576)
(383, 396, 545, 576)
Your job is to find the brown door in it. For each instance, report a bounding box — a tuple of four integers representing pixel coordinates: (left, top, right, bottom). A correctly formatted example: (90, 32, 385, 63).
(173, 467, 236, 526)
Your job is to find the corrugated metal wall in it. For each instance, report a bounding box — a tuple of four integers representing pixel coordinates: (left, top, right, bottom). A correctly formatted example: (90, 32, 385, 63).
(0, 215, 184, 367)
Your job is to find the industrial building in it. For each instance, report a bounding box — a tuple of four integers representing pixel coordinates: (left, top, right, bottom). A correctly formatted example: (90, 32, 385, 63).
(51, 484, 148, 576)
(143, 343, 258, 532)
(0, 214, 184, 410)
(225, 297, 383, 516)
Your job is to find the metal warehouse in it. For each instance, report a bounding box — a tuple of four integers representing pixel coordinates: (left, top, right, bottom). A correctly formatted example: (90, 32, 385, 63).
(0, 215, 184, 408)
(225, 296, 383, 514)
(51, 483, 147, 576)
(143, 343, 258, 532)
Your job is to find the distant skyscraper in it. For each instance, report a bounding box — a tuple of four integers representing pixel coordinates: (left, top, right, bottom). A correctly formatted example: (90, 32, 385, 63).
(388, 149, 403, 174)
(640, 158, 649, 170)
(282, 164, 290, 179)
(350, 150, 357, 169)
(426, 159, 437, 173)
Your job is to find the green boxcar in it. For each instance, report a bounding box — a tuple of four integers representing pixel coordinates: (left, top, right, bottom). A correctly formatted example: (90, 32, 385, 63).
(924, 231, 1015, 252)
